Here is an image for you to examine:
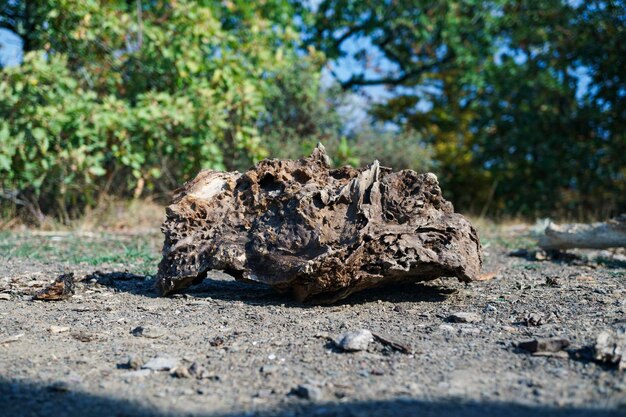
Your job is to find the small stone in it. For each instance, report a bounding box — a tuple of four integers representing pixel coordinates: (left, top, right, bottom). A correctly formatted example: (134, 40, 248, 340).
(518, 337, 570, 353)
(448, 312, 482, 324)
(209, 336, 224, 347)
(131, 326, 166, 339)
(188, 362, 219, 380)
(127, 355, 144, 370)
(483, 304, 497, 313)
(142, 356, 179, 371)
(336, 329, 373, 352)
(49, 325, 70, 334)
(0, 333, 24, 344)
(71, 331, 97, 342)
(0, 293, 11, 300)
(170, 366, 191, 378)
(545, 276, 560, 287)
(260, 365, 278, 376)
(255, 389, 273, 398)
(523, 312, 544, 327)
(594, 329, 625, 370)
(502, 325, 518, 334)
(291, 384, 323, 401)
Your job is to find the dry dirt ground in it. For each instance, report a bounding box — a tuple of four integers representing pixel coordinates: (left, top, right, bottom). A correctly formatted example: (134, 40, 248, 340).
(0, 226, 625, 417)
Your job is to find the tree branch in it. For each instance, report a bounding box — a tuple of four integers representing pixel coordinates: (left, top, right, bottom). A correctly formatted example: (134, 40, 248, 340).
(339, 54, 451, 90)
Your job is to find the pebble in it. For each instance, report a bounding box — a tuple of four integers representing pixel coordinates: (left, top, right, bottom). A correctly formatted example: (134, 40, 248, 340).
(291, 384, 323, 401)
(131, 326, 166, 339)
(502, 325, 518, 333)
(336, 329, 373, 352)
(170, 366, 191, 378)
(49, 326, 70, 334)
(127, 355, 144, 370)
(255, 389, 273, 398)
(448, 312, 482, 324)
(523, 312, 544, 327)
(0, 333, 24, 344)
(142, 356, 179, 371)
(518, 337, 570, 353)
(0, 293, 11, 300)
(483, 304, 497, 313)
(260, 364, 278, 376)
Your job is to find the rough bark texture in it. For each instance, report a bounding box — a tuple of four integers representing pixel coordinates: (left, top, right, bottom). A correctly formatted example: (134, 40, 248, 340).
(156, 145, 482, 303)
(538, 215, 626, 250)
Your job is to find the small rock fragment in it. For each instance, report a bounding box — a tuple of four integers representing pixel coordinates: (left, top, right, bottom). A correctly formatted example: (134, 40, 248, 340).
(260, 365, 278, 376)
(33, 273, 75, 301)
(0, 293, 11, 300)
(523, 312, 544, 327)
(594, 330, 625, 370)
(255, 389, 274, 398)
(448, 312, 482, 324)
(49, 326, 70, 334)
(483, 304, 497, 313)
(518, 338, 570, 353)
(371, 332, 412, 354)
(209, 336, 224, 347)
(336, 329, 373, 352)
(170, 366, 191, 378)
(545, 276, 560, 287)
(0, 333, 24, 344)
(71, 331, 97, 342)
(291, 384, 323, 401)
(127, 355, 144, 370)
(131, 326, 166, 339)
(501, 325, 518, 334)
(142, 356, 179, 371)
(188, 362, 219, 380)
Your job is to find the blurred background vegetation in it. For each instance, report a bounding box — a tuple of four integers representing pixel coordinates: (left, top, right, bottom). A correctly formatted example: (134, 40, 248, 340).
(0, 0, 624, 225)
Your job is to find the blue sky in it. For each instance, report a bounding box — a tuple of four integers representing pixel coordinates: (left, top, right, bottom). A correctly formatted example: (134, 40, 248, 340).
(0, 28, 22, 67)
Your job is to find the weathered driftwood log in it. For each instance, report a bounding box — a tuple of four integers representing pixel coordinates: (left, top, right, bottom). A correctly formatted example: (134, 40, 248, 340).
(538, 215, 626, 250)
(156, 145, 482, 303)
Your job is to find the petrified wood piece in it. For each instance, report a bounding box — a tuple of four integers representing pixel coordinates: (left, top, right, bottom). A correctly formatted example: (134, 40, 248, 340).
(538, 215, 626, 250)
(156, 145, 482, 303)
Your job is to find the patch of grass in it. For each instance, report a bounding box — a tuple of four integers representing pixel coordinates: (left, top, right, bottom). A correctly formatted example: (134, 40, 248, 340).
(1, 232, 161, 275)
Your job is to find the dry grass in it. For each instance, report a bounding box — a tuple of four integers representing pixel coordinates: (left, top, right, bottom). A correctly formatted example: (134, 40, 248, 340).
(2, 197, 165, 233)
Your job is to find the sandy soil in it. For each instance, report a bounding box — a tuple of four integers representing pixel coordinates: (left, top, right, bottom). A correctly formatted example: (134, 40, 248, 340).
(0, 229, 625, 416)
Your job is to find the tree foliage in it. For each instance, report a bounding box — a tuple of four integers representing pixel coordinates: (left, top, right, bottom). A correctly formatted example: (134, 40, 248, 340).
(310, 0, 626, 218)
(0, 0, 325, 219)
(2, 0, 624, 221)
